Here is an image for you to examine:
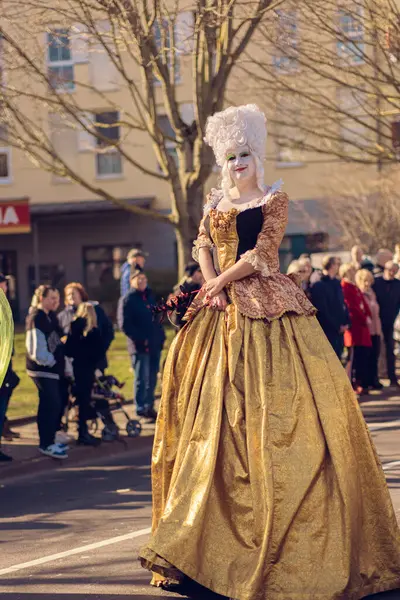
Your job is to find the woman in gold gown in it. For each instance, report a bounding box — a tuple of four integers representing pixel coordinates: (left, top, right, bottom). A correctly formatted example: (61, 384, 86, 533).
(140, 105, 400, 599)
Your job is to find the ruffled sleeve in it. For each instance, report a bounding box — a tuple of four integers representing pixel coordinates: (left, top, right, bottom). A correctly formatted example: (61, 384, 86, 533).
(192, 190, 222, 262)
(240, 191, 289, 277)
(192, 215, 214, 262)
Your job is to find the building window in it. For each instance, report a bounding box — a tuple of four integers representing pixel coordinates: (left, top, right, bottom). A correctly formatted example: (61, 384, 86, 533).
(28, 264, 66, 297)
(392, 120, 400, 158)
(0, 147, 11, 183)
(337, 8, 364, 64)
(153, 20, 181, 85)
(387, 16, 400, 63)
(47, 28, 75, 91)
(273, 10, 298, 73)
(83, 244, 139, 300)
(94, 111, 122, 177)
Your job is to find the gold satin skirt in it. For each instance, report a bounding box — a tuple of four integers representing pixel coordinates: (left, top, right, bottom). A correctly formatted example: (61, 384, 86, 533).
(140, 306, 400, 599)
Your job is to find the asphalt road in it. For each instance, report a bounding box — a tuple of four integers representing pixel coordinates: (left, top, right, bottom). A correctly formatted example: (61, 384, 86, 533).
(1, 394, 400, 600)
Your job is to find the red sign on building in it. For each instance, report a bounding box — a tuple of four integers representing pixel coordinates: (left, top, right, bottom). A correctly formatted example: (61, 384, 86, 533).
(0, 198, 30, 234)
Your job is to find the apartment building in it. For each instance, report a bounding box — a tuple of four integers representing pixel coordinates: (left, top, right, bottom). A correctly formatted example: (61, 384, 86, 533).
(0, 2, 398, 319)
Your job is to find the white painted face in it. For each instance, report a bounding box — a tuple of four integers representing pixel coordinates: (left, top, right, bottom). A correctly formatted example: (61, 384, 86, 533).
(226, 145, 256, 184)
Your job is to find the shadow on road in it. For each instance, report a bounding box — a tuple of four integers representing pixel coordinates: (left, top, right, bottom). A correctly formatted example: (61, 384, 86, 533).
(0, 453, 152, 522)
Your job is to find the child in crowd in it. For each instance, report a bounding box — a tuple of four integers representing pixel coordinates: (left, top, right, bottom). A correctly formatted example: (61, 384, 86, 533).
(64, 303, 103, 446)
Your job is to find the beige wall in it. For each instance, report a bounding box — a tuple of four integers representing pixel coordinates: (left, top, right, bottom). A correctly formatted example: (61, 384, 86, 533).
(0, 2, 394, 215)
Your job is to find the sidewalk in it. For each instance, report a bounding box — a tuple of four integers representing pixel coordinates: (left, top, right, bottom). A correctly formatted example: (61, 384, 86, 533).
(0, 409, 156, 481)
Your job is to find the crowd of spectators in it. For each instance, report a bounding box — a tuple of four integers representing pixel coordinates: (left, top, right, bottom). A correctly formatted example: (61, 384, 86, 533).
(287, 245, 400, 397)
(1, 242, 399, 463)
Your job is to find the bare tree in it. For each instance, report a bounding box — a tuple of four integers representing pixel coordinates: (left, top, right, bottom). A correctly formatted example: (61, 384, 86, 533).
(0, 0, 274, 274)
(238, 0, 400, 167)
(294, 170, 400, 253)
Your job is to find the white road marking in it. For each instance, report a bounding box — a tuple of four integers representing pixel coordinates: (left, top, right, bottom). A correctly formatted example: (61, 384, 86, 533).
(368, 419, 400, 432)
(382, 460, 400, 472)
(0, 527, 151, 576)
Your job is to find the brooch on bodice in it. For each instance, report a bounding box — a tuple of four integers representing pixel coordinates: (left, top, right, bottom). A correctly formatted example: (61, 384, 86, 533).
(210, 208, 238, 232)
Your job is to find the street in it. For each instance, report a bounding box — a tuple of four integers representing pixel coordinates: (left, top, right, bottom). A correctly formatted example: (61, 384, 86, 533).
(1, 392, 400, 600)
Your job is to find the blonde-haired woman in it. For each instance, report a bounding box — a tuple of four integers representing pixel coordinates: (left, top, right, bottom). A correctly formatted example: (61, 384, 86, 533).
(340, 263, 372, 394)
(64, 302, 103, 446)
(356, 269, 383, 390)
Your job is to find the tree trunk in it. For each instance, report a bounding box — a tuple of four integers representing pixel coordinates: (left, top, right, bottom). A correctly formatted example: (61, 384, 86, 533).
(175, 224, 196, 278)
(174, 184, 206, 278)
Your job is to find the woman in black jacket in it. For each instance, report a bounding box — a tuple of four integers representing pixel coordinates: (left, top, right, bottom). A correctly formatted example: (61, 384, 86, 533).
(64, 303, 104, 446)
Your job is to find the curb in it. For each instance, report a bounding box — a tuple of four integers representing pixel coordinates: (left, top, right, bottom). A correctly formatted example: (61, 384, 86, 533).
(0, 433, 154, 483)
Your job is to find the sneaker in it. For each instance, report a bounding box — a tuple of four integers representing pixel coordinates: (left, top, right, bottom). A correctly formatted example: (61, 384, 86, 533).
(77, 433, 101, 447)
(0, 450, 13, 462)
(55, 442, 70, 451)
(39, 444, 68, 460)
(55, 431, 73, 445)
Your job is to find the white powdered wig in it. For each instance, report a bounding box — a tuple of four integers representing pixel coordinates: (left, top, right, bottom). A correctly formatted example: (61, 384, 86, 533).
(204, 104, 268, 195)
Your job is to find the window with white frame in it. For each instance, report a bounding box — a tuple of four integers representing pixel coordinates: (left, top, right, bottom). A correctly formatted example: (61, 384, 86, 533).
(392, 119, 400, 158)
(273, 10, 298, 73)
(337, 8, 364, 65)
(387, 15, 400, 63)
(0, 147, 11, 183)
(94, 111, 122, 177)
(47, 28, 75, 91)
(153, 19, 181, 85)
(0, 37, 11, 183)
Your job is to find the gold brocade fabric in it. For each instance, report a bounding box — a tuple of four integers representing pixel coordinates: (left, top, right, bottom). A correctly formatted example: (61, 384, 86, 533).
(139, 203, 400, 599)
(192, 191, 316, 321)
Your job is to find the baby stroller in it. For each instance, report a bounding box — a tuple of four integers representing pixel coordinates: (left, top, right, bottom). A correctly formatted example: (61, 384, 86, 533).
(88, 374, 142, 442)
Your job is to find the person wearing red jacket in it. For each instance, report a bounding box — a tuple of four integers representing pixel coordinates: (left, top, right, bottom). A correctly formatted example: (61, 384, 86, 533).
(340, 263, 372, 395)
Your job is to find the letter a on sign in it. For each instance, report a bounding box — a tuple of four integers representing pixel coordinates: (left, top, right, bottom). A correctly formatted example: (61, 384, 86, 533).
(3, 206, 19, 225)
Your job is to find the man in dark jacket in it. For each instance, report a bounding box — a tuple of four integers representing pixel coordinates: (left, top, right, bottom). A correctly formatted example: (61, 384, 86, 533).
(373, 261, 400, 386)
(311, 255, 350, 359)
(118, 270, 165, 421)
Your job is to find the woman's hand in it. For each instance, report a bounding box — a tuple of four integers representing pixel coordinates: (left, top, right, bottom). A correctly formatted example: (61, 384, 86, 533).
(209, 291, 228, 312)
(207, 291, 228, 311)
(203, 275, 227, 299)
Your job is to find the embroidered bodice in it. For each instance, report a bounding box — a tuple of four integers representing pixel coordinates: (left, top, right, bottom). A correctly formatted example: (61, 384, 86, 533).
(191, 187, 316, 321)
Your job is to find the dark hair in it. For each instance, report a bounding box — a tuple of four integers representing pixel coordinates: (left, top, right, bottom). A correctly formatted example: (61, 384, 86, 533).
(185, 262, 201, 277)
(321, 255, 338, 271)
(130, 269, 146, 281)
(64, 282, 89, 303)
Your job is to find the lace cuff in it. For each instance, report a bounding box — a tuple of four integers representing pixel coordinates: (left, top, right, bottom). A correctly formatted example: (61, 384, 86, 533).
(240, 250, 271, 277)
(192, 239, 213, 263)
